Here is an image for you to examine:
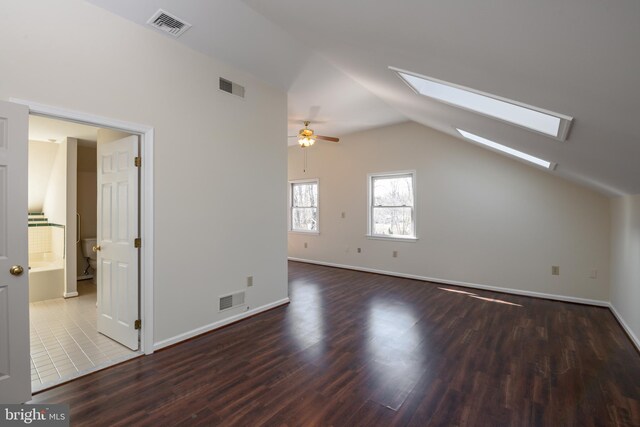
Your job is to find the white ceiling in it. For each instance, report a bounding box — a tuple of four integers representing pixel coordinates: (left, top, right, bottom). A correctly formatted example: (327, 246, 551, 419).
(85, 0, 640, 196)
(29, 115, 99, 146)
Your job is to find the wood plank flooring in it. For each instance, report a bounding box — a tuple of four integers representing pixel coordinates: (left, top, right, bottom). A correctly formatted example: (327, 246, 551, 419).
(31, 261, 640, 426)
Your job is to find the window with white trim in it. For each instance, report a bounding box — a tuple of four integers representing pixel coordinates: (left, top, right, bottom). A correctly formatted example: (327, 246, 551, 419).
(368, 171, 416, 239)
(289, 179, 319, 233)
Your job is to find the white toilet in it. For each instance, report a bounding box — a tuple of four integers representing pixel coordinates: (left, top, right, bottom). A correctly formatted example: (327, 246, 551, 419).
(81, 238, 97, 284)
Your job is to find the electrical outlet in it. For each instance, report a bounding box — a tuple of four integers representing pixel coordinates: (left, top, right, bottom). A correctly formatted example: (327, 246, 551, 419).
(357, 247, 361, 253)
(393, 250, 398, 258)
(247, 276, 253, 287)
(552, 266, 560, 276)
(341, 212, 346, 219)
(304, 242, 308, 249)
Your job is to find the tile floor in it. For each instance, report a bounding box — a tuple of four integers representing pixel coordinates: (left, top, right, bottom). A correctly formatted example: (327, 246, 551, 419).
(30, 280, 139, 392)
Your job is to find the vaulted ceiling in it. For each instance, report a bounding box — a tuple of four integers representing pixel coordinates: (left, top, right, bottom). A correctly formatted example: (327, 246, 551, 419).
(86, 0, 640, 196)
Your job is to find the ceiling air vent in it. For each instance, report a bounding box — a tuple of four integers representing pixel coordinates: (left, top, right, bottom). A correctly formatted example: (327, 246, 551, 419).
(219, 291, 245, 312)
(219, 78, 245, 98)
(147, 9, 192, 38)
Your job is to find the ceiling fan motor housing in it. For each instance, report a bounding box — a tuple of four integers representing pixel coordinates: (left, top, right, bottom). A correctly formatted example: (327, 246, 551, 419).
(300, 128, 314, 138)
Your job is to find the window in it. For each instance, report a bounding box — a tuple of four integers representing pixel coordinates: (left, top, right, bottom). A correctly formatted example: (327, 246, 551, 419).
(390, 66, 572, 140)
(368, 171, 416, 239)
(289, 179, 319, 233)
(456, 129, 554, 169)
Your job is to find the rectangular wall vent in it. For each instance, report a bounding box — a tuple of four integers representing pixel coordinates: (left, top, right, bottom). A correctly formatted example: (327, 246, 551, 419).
(219, 291, 245, 312)
(219, 78, 245, 98)
(147, 9, 192, 38)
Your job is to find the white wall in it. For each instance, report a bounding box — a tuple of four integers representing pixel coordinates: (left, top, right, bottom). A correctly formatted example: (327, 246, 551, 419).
(610, 195, 640, 348)
(289, 121, 611, 302)
(28, 140, 58, 212)
(1, 0, 287, 346)
(40, 137, 77, 296)
(65, 138, 77, 297)
(42, 139, 67, 227)
(76, 144, 97, 277)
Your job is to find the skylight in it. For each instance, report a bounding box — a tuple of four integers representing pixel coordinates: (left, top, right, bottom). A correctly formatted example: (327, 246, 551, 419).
(456, 129, 555, 169)
(391, 67, 572, 140)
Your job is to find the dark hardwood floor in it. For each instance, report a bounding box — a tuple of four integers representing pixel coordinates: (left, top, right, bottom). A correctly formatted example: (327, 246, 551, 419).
(31, 261, 640, 426)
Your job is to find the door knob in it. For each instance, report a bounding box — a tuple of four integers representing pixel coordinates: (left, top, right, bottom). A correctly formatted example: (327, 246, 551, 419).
(92, 245, 101, 252)
(10, 265, 24, 276)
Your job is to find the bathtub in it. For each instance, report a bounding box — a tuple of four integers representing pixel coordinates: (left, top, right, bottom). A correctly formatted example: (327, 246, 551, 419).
(29, 253, 64, 302)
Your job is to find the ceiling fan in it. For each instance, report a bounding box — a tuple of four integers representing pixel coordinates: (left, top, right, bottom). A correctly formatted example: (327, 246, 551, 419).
(290, 121, 339, 148)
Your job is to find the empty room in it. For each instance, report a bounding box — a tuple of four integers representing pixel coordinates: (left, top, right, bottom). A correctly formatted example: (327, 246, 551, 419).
(0, 0, 639, 426)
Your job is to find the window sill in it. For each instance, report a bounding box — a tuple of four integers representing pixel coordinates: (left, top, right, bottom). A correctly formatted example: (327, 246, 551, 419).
(289, 230, 320, 235)
(365, 234, 418, 242)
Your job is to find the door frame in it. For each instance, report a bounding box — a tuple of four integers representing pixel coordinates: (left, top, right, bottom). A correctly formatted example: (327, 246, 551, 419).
(11, 98, 155, 355)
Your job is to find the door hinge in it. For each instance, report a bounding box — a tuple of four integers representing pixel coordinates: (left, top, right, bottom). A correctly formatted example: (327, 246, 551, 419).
(134, 238, 141, 248)
(134, 156, 142, 168)
(134, 319, 141, 330)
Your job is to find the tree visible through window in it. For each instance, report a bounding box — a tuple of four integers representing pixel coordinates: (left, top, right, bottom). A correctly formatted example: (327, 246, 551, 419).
(290, 180, 318, 232)
(369, 172, 415, 238)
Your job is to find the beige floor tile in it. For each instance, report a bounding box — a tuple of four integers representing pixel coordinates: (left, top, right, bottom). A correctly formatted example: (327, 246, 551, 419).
(39, 373, 61, 384)
(35, 366, 58, 378)
(29, 280, 137, 392)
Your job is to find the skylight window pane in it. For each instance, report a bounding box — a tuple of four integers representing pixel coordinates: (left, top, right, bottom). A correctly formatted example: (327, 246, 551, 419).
(392, 68, 572, 139)
(457, 129, 554, 169)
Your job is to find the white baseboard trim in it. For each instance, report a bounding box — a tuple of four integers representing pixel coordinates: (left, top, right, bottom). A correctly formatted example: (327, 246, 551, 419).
(608, 303, 640, 352)
(63, 291, 79, 298)
(153, 297, 290, 351)
(288, 257, 609, 307)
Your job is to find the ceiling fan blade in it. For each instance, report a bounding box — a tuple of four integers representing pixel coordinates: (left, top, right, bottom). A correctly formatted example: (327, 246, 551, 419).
(288, 135, 300, 138)
(315, 135, 340, 143)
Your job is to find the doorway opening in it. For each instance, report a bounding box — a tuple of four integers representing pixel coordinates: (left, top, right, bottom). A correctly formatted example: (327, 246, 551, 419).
(27, 114, 144, 392)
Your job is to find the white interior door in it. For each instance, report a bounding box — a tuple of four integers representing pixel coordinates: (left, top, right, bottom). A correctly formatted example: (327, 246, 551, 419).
(0, 101, 30, 403)
(97, 135, 139, 351)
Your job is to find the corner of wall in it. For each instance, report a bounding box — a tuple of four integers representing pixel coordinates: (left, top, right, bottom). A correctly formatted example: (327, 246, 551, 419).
(609, 195, 640, 352)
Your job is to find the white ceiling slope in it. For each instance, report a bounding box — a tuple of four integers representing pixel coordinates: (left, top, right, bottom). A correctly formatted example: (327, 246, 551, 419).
(86, 0, 640, 195)
(84, 0, 405, 140)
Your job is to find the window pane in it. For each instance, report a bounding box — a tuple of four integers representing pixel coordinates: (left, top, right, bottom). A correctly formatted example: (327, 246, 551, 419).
(292, 183, 318, 208)
(292, 207, 318, 231)
(372, 207, 413, 236)
(373, 176, 413, 207)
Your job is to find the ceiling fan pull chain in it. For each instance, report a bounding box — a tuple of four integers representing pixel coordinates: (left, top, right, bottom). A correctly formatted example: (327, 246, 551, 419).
(304, 148, 307, 173)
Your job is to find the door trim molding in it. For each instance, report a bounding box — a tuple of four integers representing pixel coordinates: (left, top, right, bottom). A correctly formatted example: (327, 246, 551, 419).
(11, 98, 155, 355)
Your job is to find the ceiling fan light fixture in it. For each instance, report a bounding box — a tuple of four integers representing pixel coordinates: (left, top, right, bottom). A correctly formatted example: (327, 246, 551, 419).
(298, 136, 316, 147)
